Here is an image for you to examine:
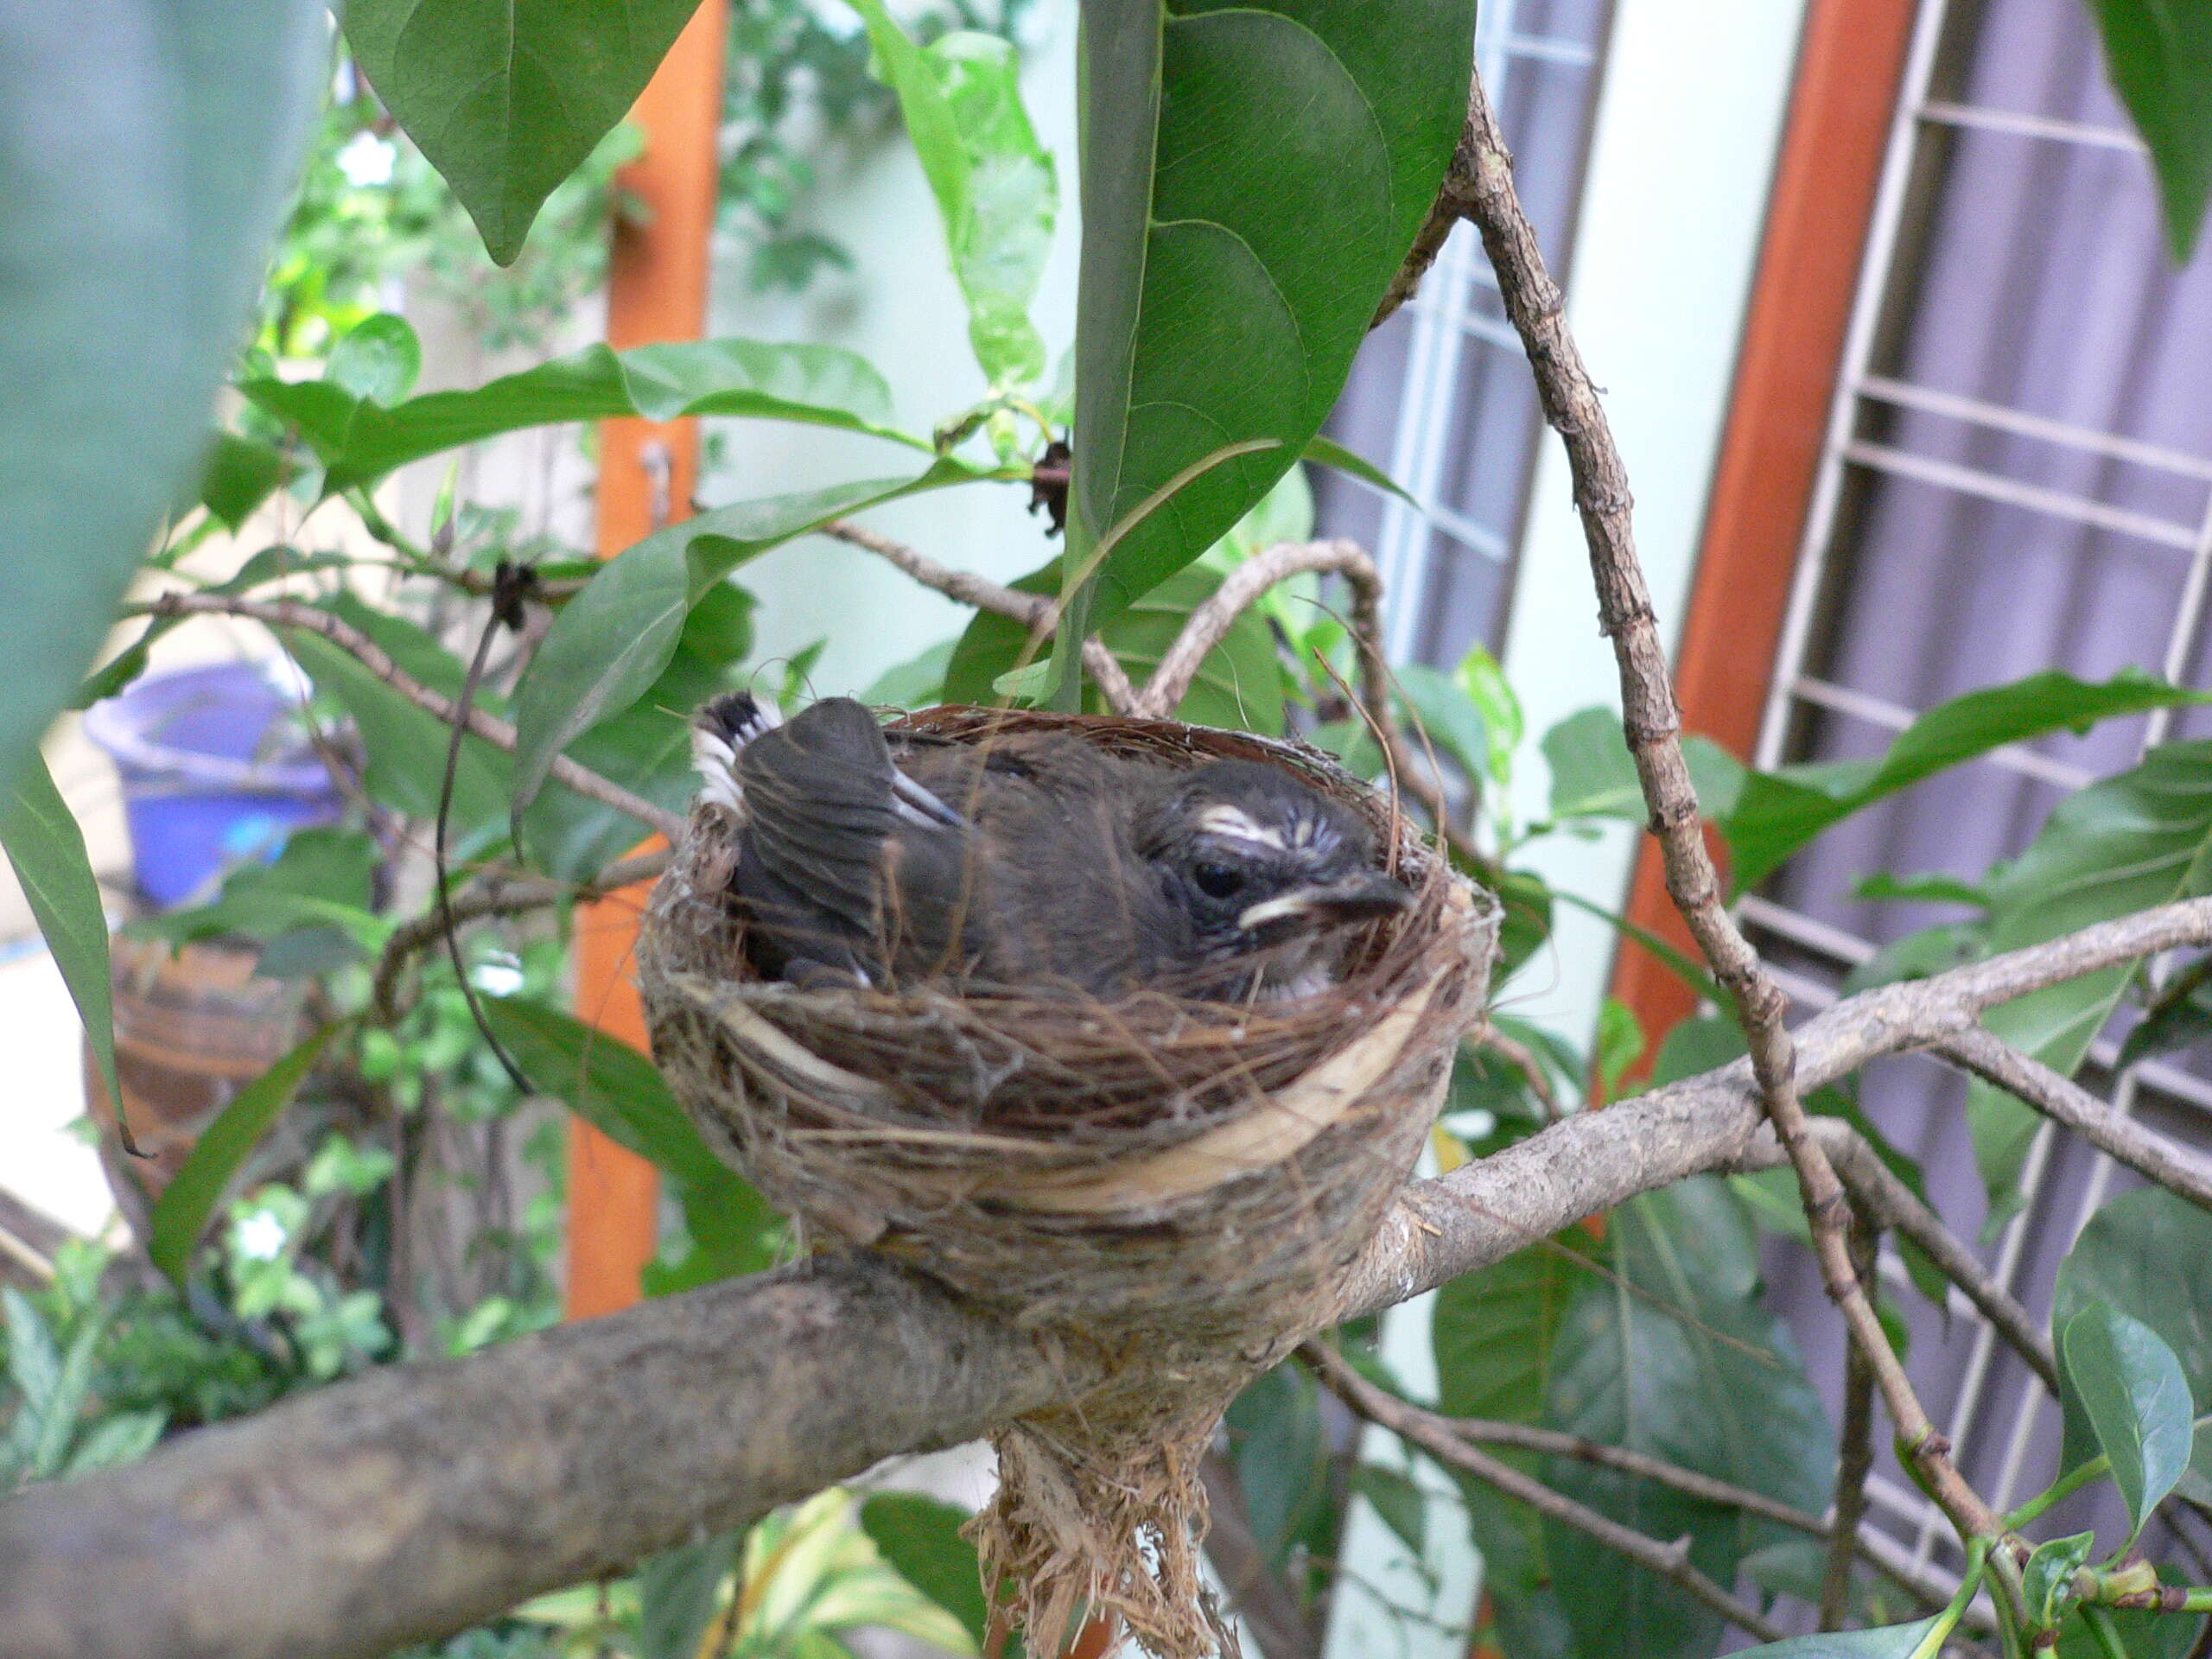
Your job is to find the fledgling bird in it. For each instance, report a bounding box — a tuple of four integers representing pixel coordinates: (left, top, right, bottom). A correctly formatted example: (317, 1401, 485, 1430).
(690, 692, 1409, 1000)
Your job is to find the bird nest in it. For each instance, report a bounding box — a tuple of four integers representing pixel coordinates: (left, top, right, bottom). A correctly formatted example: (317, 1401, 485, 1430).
(639, 706, 1499, 1658)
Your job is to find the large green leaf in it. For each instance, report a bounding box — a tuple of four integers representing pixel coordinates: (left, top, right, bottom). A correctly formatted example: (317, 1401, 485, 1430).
(0, 753, 121, 1130)
(859, 1495, 1001, 1652)
(1969, 740, 2212, 1209)
(478, 998, 774, 1287)
(509, 461, 997, 831)
(1725, 671, 2207, 893)
(2059, 1303, 2195, 1537)
(1544, 1182, 1833, 1659)
(147, 1025, 340, 1283)
(1433, 1236, 1585, 1644)
(1539, 706, 1745, 825)
(2083, 0, 2212, 261)
(1732, 1621, 1943, 1658)
(2053, 1189, 2212, 1504)
(635, 1530, 741, 1659)
(848, 7, 1056, 387)
(0, 0, 322, 796)
(242, 335, 927, 495)
(344, 0, 703, 265)
(1066, 0, 1474, 631)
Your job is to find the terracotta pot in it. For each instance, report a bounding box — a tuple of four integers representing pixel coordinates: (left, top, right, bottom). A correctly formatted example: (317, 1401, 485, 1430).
(84, 935, 308, 1236)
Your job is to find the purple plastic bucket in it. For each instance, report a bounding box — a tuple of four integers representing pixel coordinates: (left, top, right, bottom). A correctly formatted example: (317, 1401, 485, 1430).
(82, 661, 345, 910)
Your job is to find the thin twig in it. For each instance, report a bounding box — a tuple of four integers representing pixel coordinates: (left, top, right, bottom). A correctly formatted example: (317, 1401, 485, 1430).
(1301, 1344, 1789, 1646)
(817, 518, 1140, 715)
(1478, 1027, 1561, 1122)
(131, 593, 687, 842)
(1452, 66, 2001, 1542)
(1936, 1027, 2212, 1212)
(1823, 1209, 1879, 1631)
(370, 853, 670, 1022)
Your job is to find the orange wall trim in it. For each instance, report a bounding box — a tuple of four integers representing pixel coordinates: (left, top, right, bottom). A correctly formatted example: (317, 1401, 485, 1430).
(1609, 0, 1919, 1049)
(565, 0, 730, 1323)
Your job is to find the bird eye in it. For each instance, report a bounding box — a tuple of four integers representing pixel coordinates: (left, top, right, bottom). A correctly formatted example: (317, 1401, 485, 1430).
(1192, 861, 1246, 899)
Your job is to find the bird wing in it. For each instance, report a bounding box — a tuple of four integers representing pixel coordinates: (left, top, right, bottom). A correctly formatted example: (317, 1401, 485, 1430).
(737, 698, 903, 948)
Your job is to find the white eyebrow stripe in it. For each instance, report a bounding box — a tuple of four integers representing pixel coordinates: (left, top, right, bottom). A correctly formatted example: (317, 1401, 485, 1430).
(1197, 804, 1287, 849)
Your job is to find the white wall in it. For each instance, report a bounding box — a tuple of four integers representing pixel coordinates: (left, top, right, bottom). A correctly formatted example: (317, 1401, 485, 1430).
(1497, 0, 1811, 1052)
(701, 3, 1082, 700)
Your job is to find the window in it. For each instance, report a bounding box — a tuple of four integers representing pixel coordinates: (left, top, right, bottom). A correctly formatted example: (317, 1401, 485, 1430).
(1315, 0, 1614, 666)
(1751, 0, 2212, 1578)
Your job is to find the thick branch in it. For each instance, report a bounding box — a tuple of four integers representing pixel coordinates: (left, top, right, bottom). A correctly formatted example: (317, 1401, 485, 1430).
(817, 518, 1140, 715)
(0, 1255, 1093, 1659)
(1935, 1027, 2212, 1212)
(133, 594, 686, 842)
(7, 900, 2209, 1657)
(1302, 1345, 1789, 1646)
(1453, 66, 1997, 1541)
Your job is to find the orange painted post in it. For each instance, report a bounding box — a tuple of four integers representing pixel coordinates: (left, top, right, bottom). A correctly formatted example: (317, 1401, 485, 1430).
(565, 0, 729, 1322)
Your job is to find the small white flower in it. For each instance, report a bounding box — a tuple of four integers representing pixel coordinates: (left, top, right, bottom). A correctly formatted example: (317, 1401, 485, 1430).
(472, 959, 524, 997)
(234, 1209, 289, 1261)
(335, 130, 397, 189)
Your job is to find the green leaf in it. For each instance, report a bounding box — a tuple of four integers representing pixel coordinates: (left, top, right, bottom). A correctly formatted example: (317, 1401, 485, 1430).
(947, 554, 1287, 733)
(1731, 1620, 1942, 1658)
(1, 753, 122, 1126)
(2060, 1303, 2196, 1537)
(2082, 0, 2212, 260)
(1458, 645, 1522, 785)
(344, 0, 703, 265)
(1544, 1183, 1832, 1659)
(147, 1025, 340, 1283)
(1301, 435, 1417, 506)
(2055, 1191, 2212, 1504)
(477, 999, 774, 1284)
(1969, 740, 2212, 1208)
(324, 312, 421, 405)
(1724, 671, 2209, 893)
(60, 1408, 166, 1478)
(849, 6, 1056, 386)
(635, 1530, 741, 1659)
(197, 433, 295, 531)
(1433, 1235, 1586, 1622)
(242, 335, 928, 495)
(1394, 663, 1490, 783)
(2022, 1531, 2095, 1630)
(1225, 1363, 1331, 1566)
(859, 1494, 998, 1650)
(1541, 706, 1743, 824)
(1351, 1463, 1427, 1556)
(509, 463, 992, 829)
(861, 640, 958, 710)
(1068, 0, 1475, 627)
(0, 0, 322, 796)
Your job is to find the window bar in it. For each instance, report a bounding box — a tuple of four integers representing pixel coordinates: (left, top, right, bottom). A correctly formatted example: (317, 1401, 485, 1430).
(1856, 374, 2212, 482)
(1916, 98, 2143, 155)
(1757, 0, 1956, 770)
(1840, 439, 2202, 551)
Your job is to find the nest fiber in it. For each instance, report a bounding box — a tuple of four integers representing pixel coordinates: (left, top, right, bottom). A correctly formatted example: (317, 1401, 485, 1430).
(639, 707, 1498, 1657)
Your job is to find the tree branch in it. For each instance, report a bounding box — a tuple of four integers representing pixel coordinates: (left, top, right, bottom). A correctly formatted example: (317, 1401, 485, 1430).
(7, 900, 2210, 1658)
(368, 850, 671, 1023)
(1300, 1344, 1789, 1646)
(817, 518, 1141, 715)
(1823, 1209, 1880, 1631)
(1934, 1027, 2212, 1212)
(132, 594, 687, 842)
(1451, 63, 1999, 1542)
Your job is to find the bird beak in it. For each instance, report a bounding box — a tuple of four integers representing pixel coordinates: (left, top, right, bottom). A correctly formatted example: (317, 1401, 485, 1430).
(1237, 873, 1412, 937)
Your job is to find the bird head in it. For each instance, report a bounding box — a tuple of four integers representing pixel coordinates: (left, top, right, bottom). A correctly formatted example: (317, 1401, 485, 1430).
(1136, 760, 1410, 993)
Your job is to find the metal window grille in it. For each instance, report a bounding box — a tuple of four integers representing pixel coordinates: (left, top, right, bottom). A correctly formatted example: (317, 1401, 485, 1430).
(1315, 0, 1613, 666)
(1751, 0, 2212, 1585)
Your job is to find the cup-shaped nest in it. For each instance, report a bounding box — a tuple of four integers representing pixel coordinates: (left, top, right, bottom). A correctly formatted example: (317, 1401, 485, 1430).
(638, 706, 1500, 1346)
